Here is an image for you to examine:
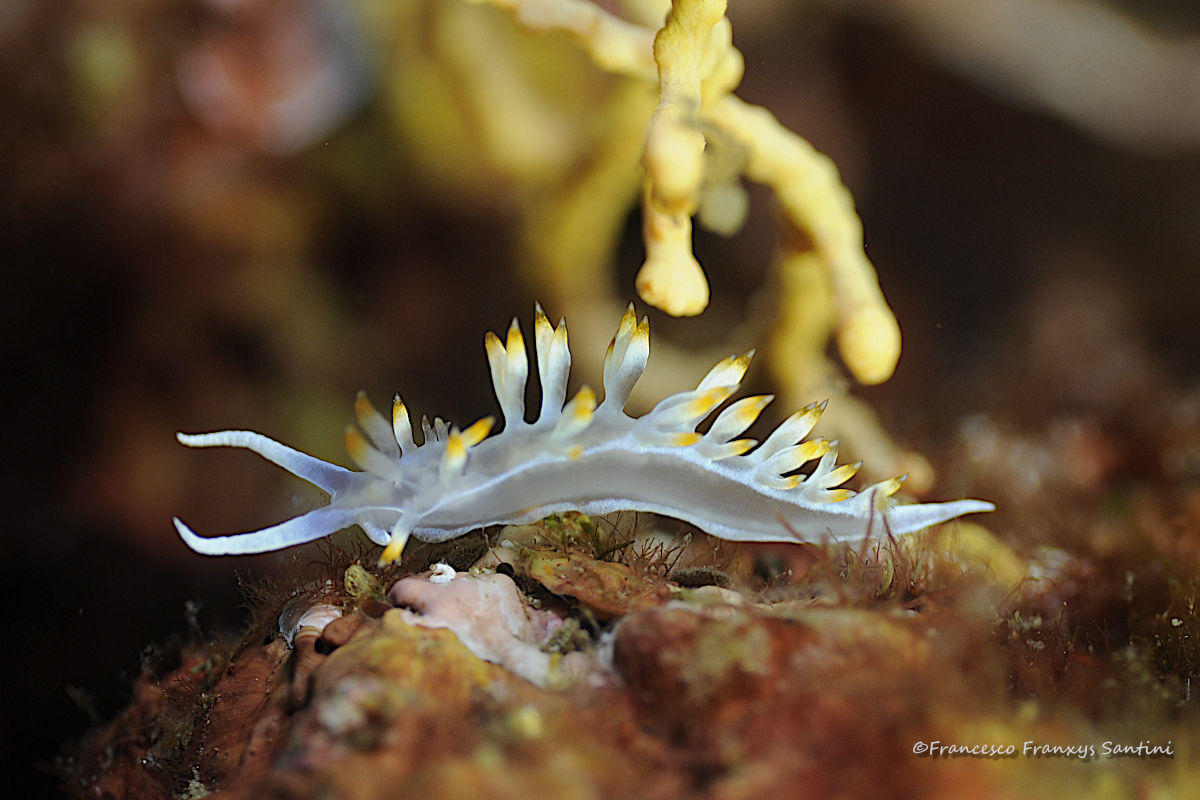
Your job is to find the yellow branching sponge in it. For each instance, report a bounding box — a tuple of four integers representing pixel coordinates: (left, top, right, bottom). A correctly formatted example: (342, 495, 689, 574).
(474, 0, 902, 382)
(636, 0, 728, 316)
(418, 0, 927, 485)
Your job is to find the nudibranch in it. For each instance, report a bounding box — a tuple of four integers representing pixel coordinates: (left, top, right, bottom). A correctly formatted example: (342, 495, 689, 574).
(174, 304, 994, 564)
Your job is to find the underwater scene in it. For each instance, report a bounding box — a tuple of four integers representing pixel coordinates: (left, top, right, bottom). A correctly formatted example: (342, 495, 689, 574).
(5, 1, 1200, 797)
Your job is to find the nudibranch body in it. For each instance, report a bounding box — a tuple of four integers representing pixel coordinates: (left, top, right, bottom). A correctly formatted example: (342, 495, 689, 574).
(174, 304, 994, 564)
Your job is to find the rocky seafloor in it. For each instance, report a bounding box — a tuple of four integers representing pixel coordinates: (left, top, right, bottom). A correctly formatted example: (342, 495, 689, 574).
(64, 393, 1200, 800)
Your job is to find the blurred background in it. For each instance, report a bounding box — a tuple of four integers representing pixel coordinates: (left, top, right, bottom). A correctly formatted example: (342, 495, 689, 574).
(4, 0, 1200, 794)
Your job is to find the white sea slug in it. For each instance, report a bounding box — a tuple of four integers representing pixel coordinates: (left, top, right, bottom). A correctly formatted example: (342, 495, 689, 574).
(174, 304, 994, 564)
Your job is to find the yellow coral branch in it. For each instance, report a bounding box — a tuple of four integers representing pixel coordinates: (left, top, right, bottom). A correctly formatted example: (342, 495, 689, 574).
(477, 0, 900, 381)
(635, 0, 729, 317)
(466, 0, 914, 483)
(706, 95, 901, 384)
(465, 0, 658, 80)
(637, 179, 708, 315)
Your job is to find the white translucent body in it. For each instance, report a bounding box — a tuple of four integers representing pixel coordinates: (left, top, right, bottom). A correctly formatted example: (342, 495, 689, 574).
(174, 304, 994, 556)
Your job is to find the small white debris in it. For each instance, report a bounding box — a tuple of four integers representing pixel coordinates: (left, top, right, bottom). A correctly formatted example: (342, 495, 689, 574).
(430, 562, 457, 584)
(280, 602, 343, 646)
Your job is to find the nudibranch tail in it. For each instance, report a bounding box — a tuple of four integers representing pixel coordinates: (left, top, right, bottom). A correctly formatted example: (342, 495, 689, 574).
(885, 498, 997, 535)
(174, 302, 996, 559)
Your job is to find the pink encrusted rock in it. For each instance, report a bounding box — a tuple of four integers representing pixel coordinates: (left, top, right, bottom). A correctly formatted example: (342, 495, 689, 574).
(388, 572, 587, 688)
